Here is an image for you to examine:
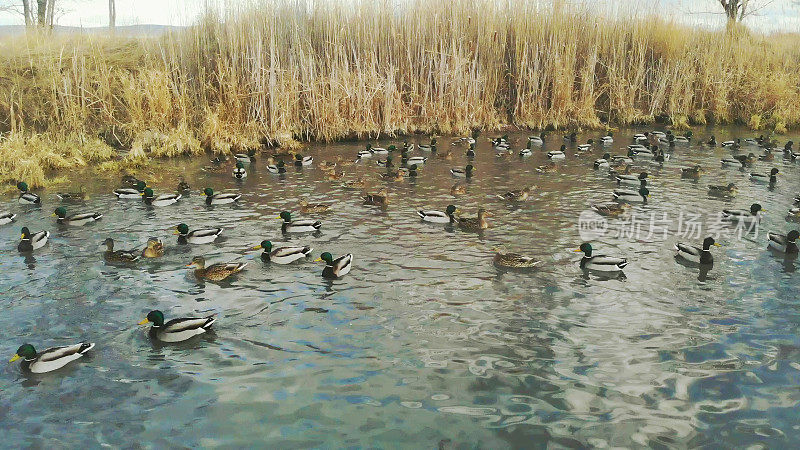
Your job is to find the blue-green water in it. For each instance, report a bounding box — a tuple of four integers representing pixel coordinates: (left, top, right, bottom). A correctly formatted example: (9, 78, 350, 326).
(2, 127, 800, 448)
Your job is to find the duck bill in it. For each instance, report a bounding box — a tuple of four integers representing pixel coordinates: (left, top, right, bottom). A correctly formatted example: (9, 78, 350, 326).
(185, 263, 195, 268)
(313, 258, 322, 262)
(9, 354, 20, 362)
(138, 318, 149, 325)
(714, 243, 721, 247)
(172, 230, 180, 235)
(572, 249, 582, 252)
(251, 245, 262, 250)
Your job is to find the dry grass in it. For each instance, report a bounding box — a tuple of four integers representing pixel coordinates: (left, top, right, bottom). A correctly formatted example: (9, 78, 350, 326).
(0, 0, 799, 187)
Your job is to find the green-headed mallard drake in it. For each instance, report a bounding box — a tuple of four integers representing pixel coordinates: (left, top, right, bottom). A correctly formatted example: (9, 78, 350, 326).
(398, 164, 419, 178)
(457, 209, 491, 232)
(142, 188, 181, 207)
(498, 187, 533, 202)
(53, 206, 102, 226)
(114, 181, 147, 199)
(17, 182, 40, 204)
(316, 252, 352, 278)
(0, 211, 17, 225)
(267, 160, 288, 174)
(102, 238, 140, 263)
(451, 165, 474, 178)
(616, 172, 647, 186)
(418, 138, 437, 152)
(417, 205, 457, 223)
(612, 182, 649, 203)
(235, 149, 257, 164)
(722, 203, 763, 224)
(547, 145, 566, 159)
(600, 132, 613, 145)
(368, 143, 388, 155)
(363, 189, 389, 207)
(9, 342, 94, 373)
(681, 165, 703, 179)
(279, 211, 322, 233)
(299, 198, 331, 214)
(233, 162, 247, 179)
(175, 223, 223, 244)
(142, 238, 164, 258)
(56, 186, 86, 202)
(675, 236, 719, 264)
(529, 132, 545, 146)
(18, 227, 49, 252)
(402, 155, 426, 167)
(708, 183, 737, 197)
(187, 256, 246, 281)
(577, 139, 594, 151)
(575, 243, 627, 273)
(294, 154, 313, 166)
(466, 143, 476, 158)
(376, 156, 394, 168)
(493, 252, 542, 269)
(594, 153, 611, 169)
(253, 240, 313, 264)
(202, 188, 241, 205)
(750, 168, 778, 184)
(768, 230, 800, 254)
(138, 310, 216, 343)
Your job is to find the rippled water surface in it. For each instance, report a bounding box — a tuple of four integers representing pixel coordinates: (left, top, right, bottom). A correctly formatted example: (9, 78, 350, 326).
(3, 127, 800, 448)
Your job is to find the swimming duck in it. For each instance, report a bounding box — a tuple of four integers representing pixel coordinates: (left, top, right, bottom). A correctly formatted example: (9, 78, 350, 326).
(671, 131, 692, 144)
(18, 227, 49, 252)
(234, 149, 257, 163)
(600, 132, 613, 145)
(758, 150, 774, 161)
(575, 243, 627, 272)
(142, 238, 164, 258)
(722, 203, 763, 223)
(114, 181, 147, 199)
(357, 148, 373, 159)
(451, 164, 474, 178)
(536, 164, 558, 173)
(17, 182, 40, 204)
(547, 145, 566, 160)
(267, 160, 288, 173)
(177, 179, 190, 192)
(376, 156, 393, 168)
(138, 310, 216, 343)
(491, 136, 510, 150)
(325, 171, 345, 181)
(294, 154, 313, 166)
(319, 160, 337, 171)
(142, 188, 181, 207)
(612, 183, 649, 203)
(563, 132, 577, 142)
(402, 141, 416, 152)
(457, 209, 491, 232)
(417, 205, 457, 223)
(768, 230, 800, 254)
(297, 199, 329, 214)
(519, 147, 532, 157)
(745, 135, 763, 146)
(233, 162, 247, 179)
(450, 183, 467, 196)
(750, 168, 778, 184)
(363, 189, 389, 207)
(466, 143, 476, 158)
(706, 136, 717, 146)
(369, 144, 389, 155)
(187, 256, 246, 281)
(708, 183, 737, 197)
(493, 252, 542, 269)
(9, 342, 94, 373)
(611, 153, 634, 165)
(721, 154, 750, 168)
(577, 139, 594, 151)
(56, 186, 86, 202)
(633, 145, 654, 157)
(402, 155, 427, 167)
(380, 170, 403, 182)
(316, 252, 353, 279)
(529, 132, 545, 146)
(202, 188, 241, 205)
(594, 153, 611, 169)
(498, 187, 532, 202)
(616, 171, 647, 186)
(0, 211, 17, 225)
(721, 139, 741, 149)
(279, 211, 322, 233)
(102, 238, 140, 263)
(342, 177, 367, 189)
(53, 207, 102, 226)
(253, 240, 313, 264)
(675, 236, 719, 264)
(786, 208, 800, 222)
(418, 138, 437, 152)
(591, 202, 627, 217)
(681, 165, 703, 179)
(175, 223, 223, 244)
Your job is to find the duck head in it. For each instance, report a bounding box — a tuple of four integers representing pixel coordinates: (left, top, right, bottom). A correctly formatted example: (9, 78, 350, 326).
(279, 211, 292, 222)
(575, 243, 592, 257)
(53, 206, 67, 218)
(702, 237, 720, 250)
(138, 310, 165, 327)
(175, 223, 190, 235)
(16, 182, 29, 193)
(750, 203, 763, 215)
(203, 187, 214, 196)
(9, 344, 36, 362)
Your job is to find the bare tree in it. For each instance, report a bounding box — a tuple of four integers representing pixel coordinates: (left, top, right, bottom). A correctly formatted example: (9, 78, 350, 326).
(108, 0, 115, 30)
(0, 0, 59, 28)
(717, 0, 778, 24)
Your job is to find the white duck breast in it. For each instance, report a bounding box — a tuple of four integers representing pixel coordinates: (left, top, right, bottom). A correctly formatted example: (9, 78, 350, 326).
(0, 212, 16, 225)
(547, 151, 565, 159)
(284, 219, 322, 233)
(150, 194, 182, 207)
(19, 192, 40, 204)
(209, 193, 241, 205)
(61, 212, 103, 226)
(185, 228, 223, 244)
(155, 317, 216, 343)
(114, 188, 142, 199)
(581, 255, 627, 272)
(269, 246, 313, 264)
(233, 167, 247, 179)
(27, 343, 95, 373)
(417, 210, 454, 223)
(613, 189, 647, 202)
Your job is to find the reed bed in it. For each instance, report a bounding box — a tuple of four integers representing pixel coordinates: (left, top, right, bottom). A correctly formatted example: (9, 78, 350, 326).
(1, 0, 799, 187)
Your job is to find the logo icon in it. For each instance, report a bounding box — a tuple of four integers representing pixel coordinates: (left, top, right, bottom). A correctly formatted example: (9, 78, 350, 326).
(578, 210, 608, 241)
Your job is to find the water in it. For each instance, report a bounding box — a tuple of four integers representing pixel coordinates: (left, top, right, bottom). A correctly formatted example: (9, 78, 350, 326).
(2, 127, 800, 448)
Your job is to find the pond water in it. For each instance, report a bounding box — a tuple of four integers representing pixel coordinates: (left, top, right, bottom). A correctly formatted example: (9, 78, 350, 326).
(2, 126, 800, 448)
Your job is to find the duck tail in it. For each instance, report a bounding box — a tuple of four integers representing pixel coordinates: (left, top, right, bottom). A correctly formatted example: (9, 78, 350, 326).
(202, 316, 216, 330)
(79, 342, 96, 354)
(303, 247, 313, 256)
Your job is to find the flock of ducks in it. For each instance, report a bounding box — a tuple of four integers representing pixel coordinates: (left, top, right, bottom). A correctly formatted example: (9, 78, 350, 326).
(3, 129, 800, 373)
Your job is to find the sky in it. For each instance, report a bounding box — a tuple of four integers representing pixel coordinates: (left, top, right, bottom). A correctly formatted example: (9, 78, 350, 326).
(0, 0, 798, 33)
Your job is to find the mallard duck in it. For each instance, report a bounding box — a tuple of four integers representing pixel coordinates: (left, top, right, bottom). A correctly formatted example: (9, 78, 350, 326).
(706, 136, 717, 146)
(177, 179, 191, 191)
(633, 133, 648, 143)
(319, 160, 337, 171)
(493, 252, 542, 269)
(417, 205, 457, 223)
(1, 211, 17, 225)
(380, 170, 404, 182)
(681, 165, 703, 179)
(418, 138, 437, 152)
(142, 238, 164, 258)
(675, 236, 719, 264)
(357, 148, 373, 158)
(610, 154, 634, 165)
(591, 202, 627, 217)
(671, 131, 692, 144)
(102, 238, 140, 263)
(56, 186, 86, 202)
(577, 139, 594, 151)
(234, 149, 256, 163)
(450, 183, 467, 196)
(53, 207, 102, 226)
(721, 155, 748, 168)
(9, 342, 94, 373)
(363, 189, 389, 207)
(279, 211, 322, 233)
(267, 160, 288, 174)
(722, 203, 763, 223)
(402, 141, 416, 152)
(202, 188, 241, 205)
(114, 181, 147, 199)
(316, 252, 352, 278)
(745, 135, 764, 146)
(758, 149, 774, 161)
(563, 132, 577, 142)
(708, 183, 737, 197)
(750, 168, 778, 184)
(299, 198, 330, 214)
(528, 132, 545, 146)
(17, 182, 40, 204)
(142, 188, 181, 207)
(253, 240, 313, 264)
(18, 227, 49, 252)
(402, 155, 427, 167)
(547, 145, 566, 159)
(616, 172, 647, 186)
(466, 143, 476, 158)
(594, 153, 611, 169)
(325, 171, 345, 181)
(457, 209, 491, 232)
(768, 230, 800, 254)
(376, 156, 394, 168)
(368, 144, 389, 155)
(613, 181, 649, 203)
(175, 223, 223, 244)
(342, 177, 367, 189)
(498, 187, 532, 202)
(399, 165, 419, 178)
(519, 147, 532, 157)
(575, 243, 627, 272)
(633, 145, 654, 157)
(451, 165, 474, 178)
(138, 310, 216, 343)
(122, 174, 143, 186)
(233, 162, 247, 179)
(294, 154, 313, 166)
(600, 132, 613, 145)
(786, 208, 800, 222)
(721, 139, 741, 149)
(187, 256, 246, 281)
(536, 164, 558, 173)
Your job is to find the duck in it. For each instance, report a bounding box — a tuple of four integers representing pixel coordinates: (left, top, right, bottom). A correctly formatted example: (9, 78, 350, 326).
(758, 150, 774, 161)
(174, 223, 223, 244)
(319, 160, 337, 171)
(417, 205, 457, 223)
(0, 211, 17, 225)
(187, 256, 246, 281)
(547, 145, 567, 160)
(768, 230, 800, 254)
(402, 141, 416, 152)
(18, 227, 49, 252)
(745, 135, 763, 146)
(457, 209, 491, 232)
(536, 164, 558, 173)
(114, 181, 147, 199)
(528, 132, 545, 146)
(138, 310, 216, 343)
(202, 188, 241, 205)
(253, 240, 313, 264)
(357, 149, 373, 159)
(450, 183, 467, 196)
(234, 149, 257, 164)
(376, 156, 394, 168)
(675, 236, 719, 264)
(9, 342, 94, 373)
(402, 155, 427, 167)
(316, 252, 353, 279)
(342, 177, 367, 189)
(363, 189, 389, 207)
(706, 136, 717, 146)
(56, 186, 86, 202)
(294, 154, 313, 166)
(53, 207, 102, 226)
(721, 138, 740, 148)
(418, 138, 437, 152)
(493, 252, 542, 269)
(233, 162, 247, 179)
(750, 168, 778, 184)
(563, 132, 577, 142)
(142, 238, 164, 258)
(519, 147, 532, 157)
(279, 211, 322, 233)
(267, 160, 288, 173)
(612, 183, 649, 203)
(591, 202, 627, 217)
(722, 203, 763, 223)
(616, 171, 647, 186)
(177, 179, 191, 192)
(671, 131, 692, 144)
(708, 183, 737, 197)
(576, 139, 594, 151)
(681, 165, 703, 179)
(17, 182, 40, 204)
(786, 208, 800, 222)
(325, 171, 345, 181)
(466, 143, 476, 158)
(142, 188, 181, 207)
(633, 145, 655, 157)
(102, 238, 140, 263)
(369, 144, 389, 155)
(380, 170, 403, 182)
(721, 154, 751, 168)
(299, 198, 330, 214)
(594, 153, 611, 169)
(398, 165, 419, 178)
(491, 136, 510, 150)
(498, 187, 532, 202)
(450, 164, 474, 178)
(600, 132, 613, 145)
(575, 243, 627, 272)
